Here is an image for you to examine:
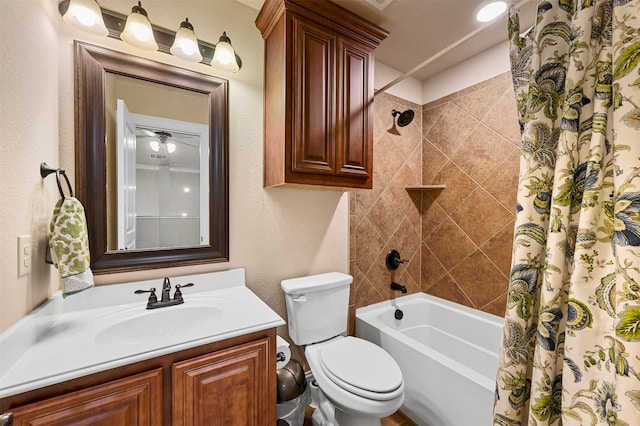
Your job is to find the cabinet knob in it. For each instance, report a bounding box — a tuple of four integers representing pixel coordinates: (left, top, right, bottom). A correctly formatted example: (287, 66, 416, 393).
(0, 412, 13, 426)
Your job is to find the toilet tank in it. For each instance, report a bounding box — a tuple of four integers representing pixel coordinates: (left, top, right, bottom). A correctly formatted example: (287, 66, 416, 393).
(281, 272, 353, 346)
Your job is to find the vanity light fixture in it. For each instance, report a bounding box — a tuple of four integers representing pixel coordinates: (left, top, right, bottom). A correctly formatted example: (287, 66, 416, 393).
(170, 18, 203, 63)
(58, 0, 242, 71)
(62, 0, 108, 36)
(120, 1, 158, 51)
(211, 32, 240, 72)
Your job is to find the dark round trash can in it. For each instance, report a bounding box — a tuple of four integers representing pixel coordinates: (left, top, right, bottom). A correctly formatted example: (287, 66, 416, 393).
(276, 359, 309, 426)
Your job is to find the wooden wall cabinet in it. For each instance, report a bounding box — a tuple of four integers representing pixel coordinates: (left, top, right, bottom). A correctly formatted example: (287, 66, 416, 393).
(256, 0, 388, 189)
(1, 330, 275, 426)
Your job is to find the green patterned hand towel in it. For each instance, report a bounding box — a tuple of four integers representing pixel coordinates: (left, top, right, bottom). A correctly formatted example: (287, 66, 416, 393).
(49, 197, 94, 297)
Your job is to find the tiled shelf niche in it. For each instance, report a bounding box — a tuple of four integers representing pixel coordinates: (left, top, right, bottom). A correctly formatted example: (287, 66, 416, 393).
(404, 185, 446, 190)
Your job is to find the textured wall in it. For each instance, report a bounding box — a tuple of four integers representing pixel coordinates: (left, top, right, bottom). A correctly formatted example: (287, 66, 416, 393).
(0, 0, 61, 331)
(350, 72, 520, 321)
(0, 0, 349, 336)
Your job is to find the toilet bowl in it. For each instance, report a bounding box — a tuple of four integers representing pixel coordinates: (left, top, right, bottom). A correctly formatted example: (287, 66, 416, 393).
(280, 272, 405, 426)
(306, 336, 404, 426)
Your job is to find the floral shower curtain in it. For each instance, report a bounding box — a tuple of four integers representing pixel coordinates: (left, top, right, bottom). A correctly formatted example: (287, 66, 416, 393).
(493, 0, 640, 425)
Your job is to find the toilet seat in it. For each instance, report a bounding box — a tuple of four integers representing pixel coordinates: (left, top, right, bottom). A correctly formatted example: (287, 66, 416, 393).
(318, 336, 403, 401)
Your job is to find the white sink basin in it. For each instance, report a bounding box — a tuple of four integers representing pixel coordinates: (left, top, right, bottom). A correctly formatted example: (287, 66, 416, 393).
(95, 301, 230, 345)
(0, 268, 285, 399)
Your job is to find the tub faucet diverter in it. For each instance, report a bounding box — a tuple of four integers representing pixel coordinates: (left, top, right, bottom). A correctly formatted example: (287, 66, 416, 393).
(386, 249, 407, 270)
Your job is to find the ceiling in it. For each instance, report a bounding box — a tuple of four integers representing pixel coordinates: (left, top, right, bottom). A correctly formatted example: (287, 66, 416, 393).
(243, 0, 537, 82)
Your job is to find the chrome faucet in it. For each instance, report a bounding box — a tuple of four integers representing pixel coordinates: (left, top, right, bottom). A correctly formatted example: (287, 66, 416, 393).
(135, 277, 195, 309)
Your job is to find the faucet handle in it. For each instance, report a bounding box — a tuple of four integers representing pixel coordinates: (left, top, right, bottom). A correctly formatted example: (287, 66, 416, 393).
(174, 283, 194, 301)
(386, 249, 407, 270)
(134, 288, 158, 304)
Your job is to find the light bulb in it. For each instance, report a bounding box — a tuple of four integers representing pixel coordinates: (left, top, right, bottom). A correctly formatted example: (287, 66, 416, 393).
(476, 1, 507, 22)
(211, 32, 240, 72)
(120, 1, 158, 50)
(170, 18, 203, 62)
(63, 0, 108, 36)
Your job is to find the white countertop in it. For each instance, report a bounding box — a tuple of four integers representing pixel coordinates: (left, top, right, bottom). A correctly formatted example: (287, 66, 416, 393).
(0, 268, 284, 398)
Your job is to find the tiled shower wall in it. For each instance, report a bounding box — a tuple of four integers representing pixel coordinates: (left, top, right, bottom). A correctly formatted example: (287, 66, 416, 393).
(349, 71, 521, 321)
(350, 94, 423, 322)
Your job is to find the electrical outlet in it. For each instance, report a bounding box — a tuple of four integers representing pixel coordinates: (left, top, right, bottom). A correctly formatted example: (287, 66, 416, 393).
(18, 235, 32, 277)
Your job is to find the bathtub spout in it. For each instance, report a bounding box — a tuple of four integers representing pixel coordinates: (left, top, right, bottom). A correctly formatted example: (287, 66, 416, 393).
(390, 282, 407, 293)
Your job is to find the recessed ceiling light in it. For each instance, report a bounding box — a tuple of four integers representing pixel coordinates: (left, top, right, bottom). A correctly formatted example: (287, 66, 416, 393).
(476, 1, 507, 22)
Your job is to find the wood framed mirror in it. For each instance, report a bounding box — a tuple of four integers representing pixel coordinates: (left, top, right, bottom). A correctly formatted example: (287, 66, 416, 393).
(75, 42, 228, 274)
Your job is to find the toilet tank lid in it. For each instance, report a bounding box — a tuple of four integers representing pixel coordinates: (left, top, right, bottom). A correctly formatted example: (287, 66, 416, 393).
(281, 272, 353, 295)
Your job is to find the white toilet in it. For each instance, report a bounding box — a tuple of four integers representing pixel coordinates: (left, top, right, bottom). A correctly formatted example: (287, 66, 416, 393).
(281, 272, 404, 426)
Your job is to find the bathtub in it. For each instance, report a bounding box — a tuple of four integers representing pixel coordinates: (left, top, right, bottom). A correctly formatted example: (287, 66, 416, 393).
(355, 293, 504, 426)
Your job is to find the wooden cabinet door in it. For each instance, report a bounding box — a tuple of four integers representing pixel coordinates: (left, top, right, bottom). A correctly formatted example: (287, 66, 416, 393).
(172, 338, 271, 426)
(336, 38, 372, 181)
(9, 369, 162, 426)
(257, 0, 386, 189)
(291, 16, 336, 176)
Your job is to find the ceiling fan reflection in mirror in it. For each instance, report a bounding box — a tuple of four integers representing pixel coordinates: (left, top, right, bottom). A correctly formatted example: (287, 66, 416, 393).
(132, 121, 204, 170)
(137, 129, 176, 155)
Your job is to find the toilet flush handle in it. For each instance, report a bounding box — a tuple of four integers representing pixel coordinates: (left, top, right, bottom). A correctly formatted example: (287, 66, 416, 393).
(293, 295, 307, 302)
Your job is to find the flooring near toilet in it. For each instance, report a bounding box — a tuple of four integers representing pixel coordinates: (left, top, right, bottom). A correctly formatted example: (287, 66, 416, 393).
(303, 407, 417, 426)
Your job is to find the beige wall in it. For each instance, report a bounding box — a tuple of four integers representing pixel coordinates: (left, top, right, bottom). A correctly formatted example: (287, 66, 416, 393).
(0, 0, 62, 331)
(0, 0, 349, 337)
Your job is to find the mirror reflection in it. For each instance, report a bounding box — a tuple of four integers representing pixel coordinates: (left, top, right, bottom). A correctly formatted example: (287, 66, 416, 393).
(75, 42, 229, 274)
(113, 98, 210, 251)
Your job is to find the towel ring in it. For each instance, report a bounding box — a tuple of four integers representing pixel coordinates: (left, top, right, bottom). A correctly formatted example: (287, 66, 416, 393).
(55, 169, 74, 198)
(40, 162, 74, 198)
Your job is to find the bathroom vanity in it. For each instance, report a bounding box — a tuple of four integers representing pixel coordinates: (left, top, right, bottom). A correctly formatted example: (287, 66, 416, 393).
(0, 269, 284, 425)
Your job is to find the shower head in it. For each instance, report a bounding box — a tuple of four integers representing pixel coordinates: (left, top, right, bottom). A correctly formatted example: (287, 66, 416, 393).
(391, 109, 414, 127)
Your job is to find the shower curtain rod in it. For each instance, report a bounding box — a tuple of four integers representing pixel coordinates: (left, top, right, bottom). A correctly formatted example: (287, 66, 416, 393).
(374, 0, 535, 96)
